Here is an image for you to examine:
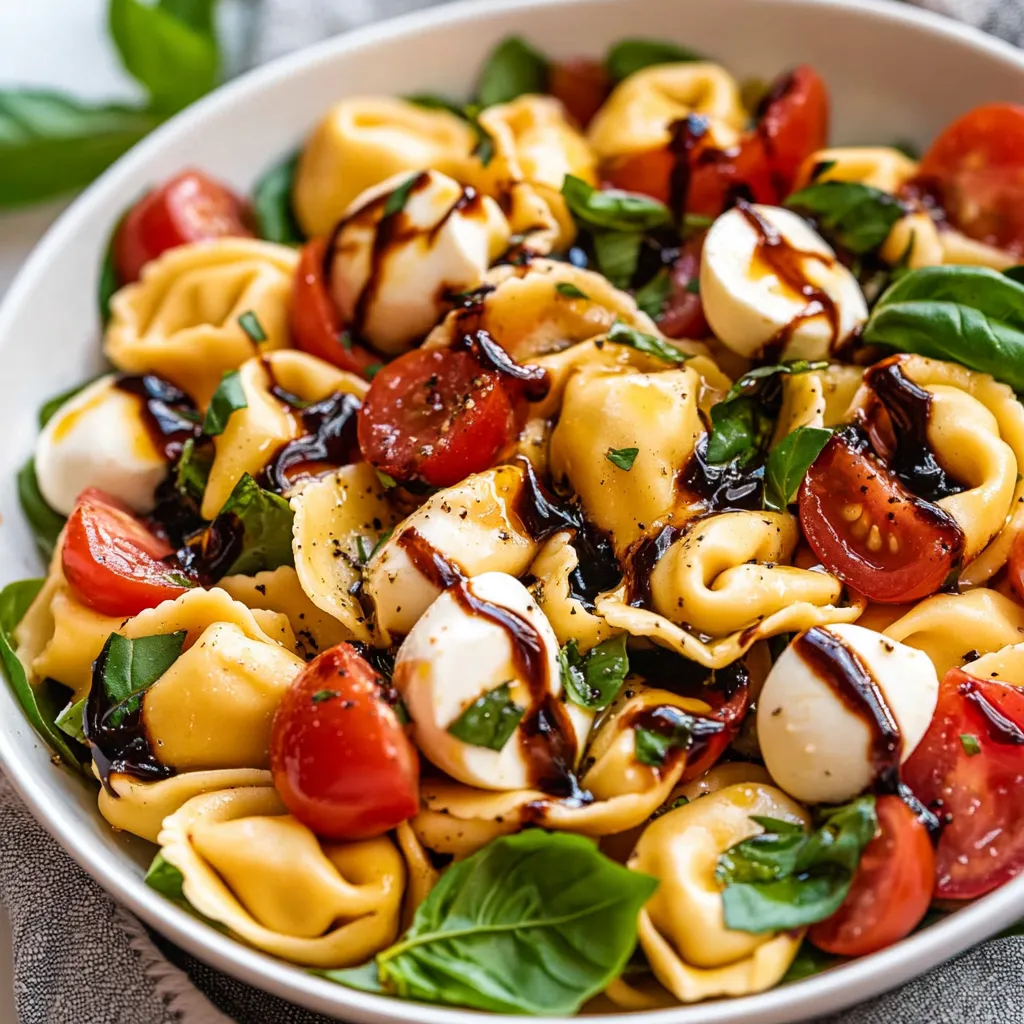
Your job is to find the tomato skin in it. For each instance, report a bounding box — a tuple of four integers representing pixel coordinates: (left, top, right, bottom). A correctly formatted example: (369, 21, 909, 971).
(62, 488, 192, 617)
(548, 58, 610, 128)
(113, 170, 253, 283)
(357, 347, 517, 488)
(658, 234, 709, 339)
(809, 796, 934, 957)
(904, 668, 1024, 900)
(290, 238, 380, 377)
(270, 644, 419, 840)
(798, 429, 964, 604)
(679, 673, 749, 783)
(918, 103, 1024, 254)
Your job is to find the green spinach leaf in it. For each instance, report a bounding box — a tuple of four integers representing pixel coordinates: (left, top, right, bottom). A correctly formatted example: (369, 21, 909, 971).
(785, 181, 904, 255)
(476, 36, 549, 108)
(447, 682, 524, 751)
(17, 460, 66, 560)
(763, 426, 832, 511)
(606, 39, 701, 82)
(558, 635, 629, 710)
(253, 150, 305, 245)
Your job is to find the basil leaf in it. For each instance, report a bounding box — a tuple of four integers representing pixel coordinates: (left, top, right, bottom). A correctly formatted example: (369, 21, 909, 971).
(633, 268, 672, 320)
(476, 36, 549, 108)
(237, 310, 267, 344)
(606, 39, 702, 82)
(98, 630, 187, 728)
(562, 175, 672, 233)
(376, 469, 398, 489)
(406, 95, 495, 168)
(0, 91, 158, 208)
(366, 830, 657, 1014)
(1005, 265, 1024, 286)
(144, 850, 228, 931)
(785, 181, 904, 255)
(202, 370, 247, 436)
(38, 377, 98, 428)
(606, 447, 639, 471)
(321, 961, 385, 994)
(592, 230, 643, 288)
(214, 473, 295, 577)
(406, 93, 471, 118)
(782, 941, 845, 983)
(556, 282, 589, 300)
(960, 733, 981, 756)
(0, 578, 86, 769)
(98, 205, 134, 323)
(384, 174, 420, 217)
(55, 697, 88, 744)
(763, 426, 832, 511)
(17, 459, 66, 560)
(253, 150, 305, 245)
(447, 682, 524, 751)
(606, 320, 689, 364)
(717, 795, 877, 934)
(174, 437, 213, 501)
(558, 636, 628, 710)
(109, 0, 219, 116)
(634, 718, 695, 767)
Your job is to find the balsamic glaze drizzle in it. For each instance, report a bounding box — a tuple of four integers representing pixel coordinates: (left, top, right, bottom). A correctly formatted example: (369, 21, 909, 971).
(628, 704, 726, 772)
(624, 524, 682, 611)
(114, 375, 201, 461)
(678, 434, 765, 512)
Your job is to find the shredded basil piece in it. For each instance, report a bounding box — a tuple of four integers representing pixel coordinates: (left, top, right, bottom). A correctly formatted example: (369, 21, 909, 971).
(763, 426, 832, 511)
(558, 635, 628, 710)
(447, 682, 524, 751)
(202, 370, 247, 436)
(556, 281, 589, 300)
(606, 320, 689, 364)
(786, 181, 905, 255)
(237, 310, 267, 343)
(476, 36, 549, 107)
(605, 38, 702, 82)
(606, 447, 639, 471)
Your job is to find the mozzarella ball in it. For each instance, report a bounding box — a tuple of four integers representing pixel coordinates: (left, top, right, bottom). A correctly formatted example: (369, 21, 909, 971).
(392, 571, 591, 791)
(329, 169, 510, 355)
(758, 623, 938, 805)
(700, 205, 868, 360)
(35, 374, 168, 515)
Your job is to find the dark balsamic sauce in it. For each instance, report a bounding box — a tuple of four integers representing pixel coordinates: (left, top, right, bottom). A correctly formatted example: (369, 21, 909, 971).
(628, 704, 726, 772)
(629, 645, 750, 719)
(454, 328, 551, 402)
(668, 114, 711, 224)
(678, 434, 765, 512)
(962, 679, 1024, 745)
(396, 529, 465, 590)
(624, 524, 682, 610)
(114, 375, 201, 461)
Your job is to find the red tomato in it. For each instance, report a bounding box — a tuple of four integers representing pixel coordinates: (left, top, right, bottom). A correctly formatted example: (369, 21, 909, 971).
(756, 65, 830, 196)
(62, 488, 192, 617)
(270, 643, 419, 840)
(357, 347, 517, 488)
(290, 238, 380, 377)
(548, 58, 611, 128)
(113, 170, 252, 283)
(798, 429, 964, 604)
(1008, 531, 1024, 603)
(918, 104, 1024, 254)
(658, 234, 709, 339)
(904, 668, 1024, 899)
(809, 796, 934, 957)
(680, 671, 749, 783)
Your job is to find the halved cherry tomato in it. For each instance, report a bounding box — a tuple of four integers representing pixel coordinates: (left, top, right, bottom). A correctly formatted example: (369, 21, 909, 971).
(918, 104, 1024, 254)
(798, 429, 964, 604)
(904, 668, 1024, 899)
(658, 234, 709, 339)
(62, 488, 192, 617)
(357, 347, 517, 488)
(270, 643, 419, 840)
(113, 170, 252, 283)
(290, 238, 380, 377)
(809, 795, 934, 957)
(548, 58, 611, 128)
(680, 669, 750, 783)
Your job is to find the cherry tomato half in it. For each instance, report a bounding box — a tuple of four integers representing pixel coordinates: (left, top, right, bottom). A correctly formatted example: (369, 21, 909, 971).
(290, 238, 380, 377)
(548, 58, 611, 128)
(809, 795, 934, 957)
(357, 347, 517, 488)
(904, 667, 1024, 900)
(270, 643, 419, 840)
(918, 103, 1024, 254)
(62, 488, 192, 617)
(679, 670, 750, 783)
(798, 429, 964, 604)
(113, 170, 253, 283)
(658, 234, 709, 339)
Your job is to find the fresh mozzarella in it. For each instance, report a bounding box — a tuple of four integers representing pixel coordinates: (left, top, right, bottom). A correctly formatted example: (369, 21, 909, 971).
(757, 623, 938, 805)
(700, 204, 868, 360)
(35, 374, 167, 516)
(329, 169, 510, 355)
(392, 571, 591, 791)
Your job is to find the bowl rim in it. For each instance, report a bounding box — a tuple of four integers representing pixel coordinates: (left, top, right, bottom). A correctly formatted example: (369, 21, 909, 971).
(4, 0, 1024, 1021)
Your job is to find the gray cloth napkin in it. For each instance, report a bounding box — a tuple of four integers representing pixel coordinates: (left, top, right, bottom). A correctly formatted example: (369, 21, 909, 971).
(5, 1, 1024, 1021)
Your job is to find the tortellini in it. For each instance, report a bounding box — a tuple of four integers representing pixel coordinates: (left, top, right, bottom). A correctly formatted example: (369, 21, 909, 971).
(772, 363, 863, 441)
(796, 145, 919, 194)
(158, 786, 404, 967)
(105, 239, 298, 407)
(293, 96, 475, 237)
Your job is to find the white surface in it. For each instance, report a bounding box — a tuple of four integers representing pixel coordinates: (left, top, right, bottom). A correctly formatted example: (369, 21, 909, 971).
(2, 1, 1024, 1022)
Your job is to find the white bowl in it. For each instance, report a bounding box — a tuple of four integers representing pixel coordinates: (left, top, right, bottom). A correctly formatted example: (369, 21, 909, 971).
(3, 0, 1024, 1020)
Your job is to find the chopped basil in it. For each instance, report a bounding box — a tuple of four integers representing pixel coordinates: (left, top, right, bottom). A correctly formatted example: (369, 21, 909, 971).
(785, 181, 905, 255)
(145, 851, 188, 902)
(558, 635, 629, 710)
(592, 230, 643, 288)
(252, 149, 305, 245)
(716, 795, 877, 933)
(406, 92, 470, 118)
(633, 268, 672, 320)
(476, 36, 549, 108)
(95, 630, 187, 729)
(355, 536, 370, 564)
(54, 697, 88, 744)
(212, 473, 295, 577)
(174, 437, 212, 501)
(447, 681, 524, 751)
(606, 320, 689, 365)
(606, 446, 639, 471)
(763, 426, 832, 511)
(376, 469, 398, 489)
(98, 207, 130, 323)
(556, 281, 589, 300)
(685, 278, 700, 295)
(17, 459, 66, 560)
(634, 718, 692, 767)
(960, 733, 981, 756)
(312, 689, 340, 704)
(202, 369, 247, 436)
(237, 309, 267, 344)
(384, 174, 420, 217)
(562, 175, 673, 233)
(368, 528, 394, 561)
(365, 362, 384, 380)
(605, 38, 702, 82)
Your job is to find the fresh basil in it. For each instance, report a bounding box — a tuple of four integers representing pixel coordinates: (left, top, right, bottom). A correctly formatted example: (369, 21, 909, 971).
(406, 95, 495, 168)
(960, 733, 981, 756)
(252, 150, 305, 245)
(606, 320, 689, 365)
(558, 635, 629, 710)
(447, 682, 524, 751)
(562, 175, 673, 233)
(0, 578, 86, 769)
(634, 268, 672, 320)
(764, 426, 832, 511)
(376, 469, 398, 489)
(237, 310, 267, 344)
(326, 830, 657, 1014)
(174, 437, 213, 501)
(17, 460, 66, 560)
(213, 473, 295, 577)
(785, 181, 904, 255)
(312, 689, 341, 704)
(406, 93, 472, 119)
(55, 697, 88, 744)
(716, 795, 878, 934)
(384, 174, 419, 217)
(202, 370, 247, 436)
(633, 710, 702, 768)
(863, 265, 1024, 392)
(606, 39, 701, 82)
(606, 447, 639, 472)
(98, 206, 133, 323)
(782, 941, 844, 983)
(476, 36, 549, 108)
(592, 230, 643, 288)
(556, 282, 589, 300)
(1005, 265, 1024, 286)
(95, 630, 187, 729)
(144, 850, 227, 930)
